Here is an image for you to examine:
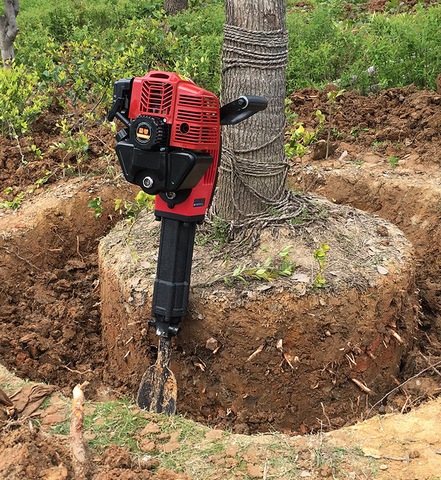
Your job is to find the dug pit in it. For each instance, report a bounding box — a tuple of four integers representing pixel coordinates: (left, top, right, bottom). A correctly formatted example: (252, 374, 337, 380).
(99, 195, 417, 433)
(0, 178, 138, 396)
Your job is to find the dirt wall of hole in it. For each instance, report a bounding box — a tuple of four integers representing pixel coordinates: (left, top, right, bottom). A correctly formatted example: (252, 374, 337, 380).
(99, 205, 418, 433)
(314, 170, 441, 315)
(0, 179, 137, 391)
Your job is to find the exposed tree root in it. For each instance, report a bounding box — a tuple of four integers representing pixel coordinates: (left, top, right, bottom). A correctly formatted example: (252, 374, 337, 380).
(70, 381, 92, 479)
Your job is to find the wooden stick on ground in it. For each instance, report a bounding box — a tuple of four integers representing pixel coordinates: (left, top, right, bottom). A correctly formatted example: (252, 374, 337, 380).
(70, 381, 91, 480)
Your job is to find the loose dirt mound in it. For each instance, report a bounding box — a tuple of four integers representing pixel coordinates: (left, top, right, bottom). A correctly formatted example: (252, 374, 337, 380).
(287, 84, 441, 171)
(288, 85, 441, 312)
(0, 425, 73, 480)
(363, 0, 440, 12)
(0, 178, 138, 398)
(0, 423, 196, 480)
(288, 84, 441, 415)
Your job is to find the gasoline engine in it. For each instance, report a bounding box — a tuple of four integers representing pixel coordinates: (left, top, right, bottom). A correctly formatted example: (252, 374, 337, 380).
(108, 71, 267, 413)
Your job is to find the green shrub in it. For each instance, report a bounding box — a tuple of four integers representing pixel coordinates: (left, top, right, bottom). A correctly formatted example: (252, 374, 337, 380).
(0, 63, 50, 135)
(286, 3, 441, 93)
(13, 0, 441, 107)
(167, 4, 224, 94)
(41, 0, 164, 43)
(354, 7, 441, 90)
(168, 3, 224, 37)
(286, 5, 362, 91)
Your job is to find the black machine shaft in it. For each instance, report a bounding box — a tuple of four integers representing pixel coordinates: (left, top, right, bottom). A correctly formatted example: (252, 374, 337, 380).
(137, 217, 196, 412)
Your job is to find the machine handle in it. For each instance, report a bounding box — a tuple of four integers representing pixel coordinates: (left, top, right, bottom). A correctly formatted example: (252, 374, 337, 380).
(220, 95, 268, 126)
(107, 100, 120, 122)
(239, 95, 268, 112)
(107, 77, 133, 124)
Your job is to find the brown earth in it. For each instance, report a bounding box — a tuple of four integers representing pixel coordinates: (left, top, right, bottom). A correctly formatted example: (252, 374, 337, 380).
(362, 0, 440, 13)
(0, 421, 194, 480)
(1, 362, 440, 480)
(99, 196, 416, 434)
(287, 83, 441, 326)
(0, 83, 440, 478)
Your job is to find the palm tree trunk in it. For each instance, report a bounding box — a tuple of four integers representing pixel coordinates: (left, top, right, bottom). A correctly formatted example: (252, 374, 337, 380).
(214, 0, 289, 221)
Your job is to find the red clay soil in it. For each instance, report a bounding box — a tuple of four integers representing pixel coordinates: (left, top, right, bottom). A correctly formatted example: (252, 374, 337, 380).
(0, 109, 140, 398)
(287, 84, 441, 163)
(292, 0, 441, 14)
(98, 199, 417, 434)
(362, 0, 440, 13)
(287, 83, 441, 382)
(0, 178, 138, 398)
(287, 83, 441, 304)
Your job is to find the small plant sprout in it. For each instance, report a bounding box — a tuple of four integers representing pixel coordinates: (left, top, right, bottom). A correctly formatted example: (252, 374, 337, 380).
(29, 170, 52, 194)
(52, 120, 89, 175)
(350, 126, 369, 138)
(313, 242, 330, 288)
(388, 156, 400, 168)
(115, 190, 155, 223)
(108, 121, 117, 134)
(0, 192, 25, 210)
(372, 140, 386, 151)
(326, 89, 344, 159)
(285, 98, 298, 125)
(279, 245, 296, 276)
(224, 246, 296, 285)
(28, 144, 44, 160)
(88, 196, 103, 219)
(285, 110, 325, 192)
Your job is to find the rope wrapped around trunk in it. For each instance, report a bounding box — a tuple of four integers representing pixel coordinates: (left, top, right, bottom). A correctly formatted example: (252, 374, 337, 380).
(209, 24, 323, 250)
(222, 24, 289, 72)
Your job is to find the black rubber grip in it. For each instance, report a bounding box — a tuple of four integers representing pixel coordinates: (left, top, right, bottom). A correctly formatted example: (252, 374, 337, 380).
(220, 95, 268, 126)
(240, 95, 268, 112)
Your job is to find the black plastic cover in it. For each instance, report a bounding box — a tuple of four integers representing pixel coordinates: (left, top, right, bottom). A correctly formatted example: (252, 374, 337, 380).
(115, 141, 213, 196)
(107, 78, 133, 123)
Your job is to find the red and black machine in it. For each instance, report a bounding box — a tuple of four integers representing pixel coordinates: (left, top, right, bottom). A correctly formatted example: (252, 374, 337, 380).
(108, 71, 267, 413)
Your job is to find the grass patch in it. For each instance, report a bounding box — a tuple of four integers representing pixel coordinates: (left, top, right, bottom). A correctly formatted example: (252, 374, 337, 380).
(0, 368, 384, 480)
(82, 398, 148, 452)
(0, 365, 35, 392)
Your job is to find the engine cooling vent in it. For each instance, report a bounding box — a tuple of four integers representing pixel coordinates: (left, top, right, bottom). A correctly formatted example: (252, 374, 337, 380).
(178, 94, 219, 109)
(172, 94, 219, 148)
(176, 109, 218, 124)
(173, 123, 219, 146)
(139, 82, 173, 116)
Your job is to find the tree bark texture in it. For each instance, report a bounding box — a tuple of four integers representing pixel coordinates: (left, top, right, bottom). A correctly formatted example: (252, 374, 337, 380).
(164, 0, 188, 16)
(0, 0, 19, 67)
(215, 0, 289, 221)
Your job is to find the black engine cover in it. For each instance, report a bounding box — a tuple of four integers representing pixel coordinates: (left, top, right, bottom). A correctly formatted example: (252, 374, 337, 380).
(115, 141, 213, 196)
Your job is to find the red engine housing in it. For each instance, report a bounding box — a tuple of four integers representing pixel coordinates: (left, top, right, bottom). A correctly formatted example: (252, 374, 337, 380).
(128, 71, 220, 221)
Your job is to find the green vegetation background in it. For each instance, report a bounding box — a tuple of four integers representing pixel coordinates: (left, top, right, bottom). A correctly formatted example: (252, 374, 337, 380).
(1, 0, 440, 134)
